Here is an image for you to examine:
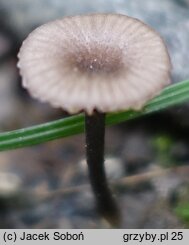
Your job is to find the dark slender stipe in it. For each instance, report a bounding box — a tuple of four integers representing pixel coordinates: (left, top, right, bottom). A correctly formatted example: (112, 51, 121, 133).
(85, 111, 120, 226)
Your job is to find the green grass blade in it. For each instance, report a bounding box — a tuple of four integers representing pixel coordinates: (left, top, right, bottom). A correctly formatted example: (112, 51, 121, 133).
(0, 80, 189, 151)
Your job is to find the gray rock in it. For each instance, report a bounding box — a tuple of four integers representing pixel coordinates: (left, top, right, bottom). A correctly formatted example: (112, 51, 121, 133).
(0, 61, 20, 125)
(142, 201, 183, 228)
(0, 33, 11, 58)
(120, 191, 156, 228)
(122, 132, 154, 173)
(0, 0, 115, 38)
(120, 190, 182, 228)
(170, 141, 189, 161)
(115, 0, 189, 82)
(151, 165, 184, 198)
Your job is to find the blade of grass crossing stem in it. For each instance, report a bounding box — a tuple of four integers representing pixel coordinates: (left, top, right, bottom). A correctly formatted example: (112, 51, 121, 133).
(0, 80, 189, 151)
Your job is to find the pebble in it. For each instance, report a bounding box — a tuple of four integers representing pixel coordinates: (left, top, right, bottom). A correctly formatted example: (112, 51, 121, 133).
(78, 156, 125, 180)
(0, 172, 21, 197)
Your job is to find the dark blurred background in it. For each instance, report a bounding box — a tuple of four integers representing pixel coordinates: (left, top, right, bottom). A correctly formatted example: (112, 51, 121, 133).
(0, 0, 189, 228)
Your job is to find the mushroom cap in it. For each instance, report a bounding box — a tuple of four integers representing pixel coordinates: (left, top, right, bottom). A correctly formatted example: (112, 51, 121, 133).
(18, 13, 171, 114)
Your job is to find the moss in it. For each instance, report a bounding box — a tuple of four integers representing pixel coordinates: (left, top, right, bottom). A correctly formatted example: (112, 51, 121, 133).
(174, 202, 189, 226)
(153, 134, 174, 167)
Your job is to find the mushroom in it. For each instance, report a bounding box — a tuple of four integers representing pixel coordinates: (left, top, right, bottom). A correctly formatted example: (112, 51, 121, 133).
(17, 13, 171, 227)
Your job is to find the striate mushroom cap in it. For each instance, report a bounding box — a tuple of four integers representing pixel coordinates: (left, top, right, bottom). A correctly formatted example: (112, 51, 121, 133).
(18, 13, 171, 115)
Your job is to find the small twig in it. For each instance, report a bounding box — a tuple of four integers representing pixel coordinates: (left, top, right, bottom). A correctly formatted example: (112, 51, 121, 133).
(36, 165, 189, 201)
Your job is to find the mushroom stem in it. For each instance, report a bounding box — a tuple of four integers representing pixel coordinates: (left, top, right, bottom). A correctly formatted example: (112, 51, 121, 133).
(85, 111, 120, 226)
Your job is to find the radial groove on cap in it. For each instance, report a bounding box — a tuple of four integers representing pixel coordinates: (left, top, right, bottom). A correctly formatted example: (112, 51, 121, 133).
(18, 13, 171, 114)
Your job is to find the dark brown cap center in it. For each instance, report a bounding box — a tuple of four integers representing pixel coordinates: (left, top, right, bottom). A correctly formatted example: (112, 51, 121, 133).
(68, 44, 123, 76)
